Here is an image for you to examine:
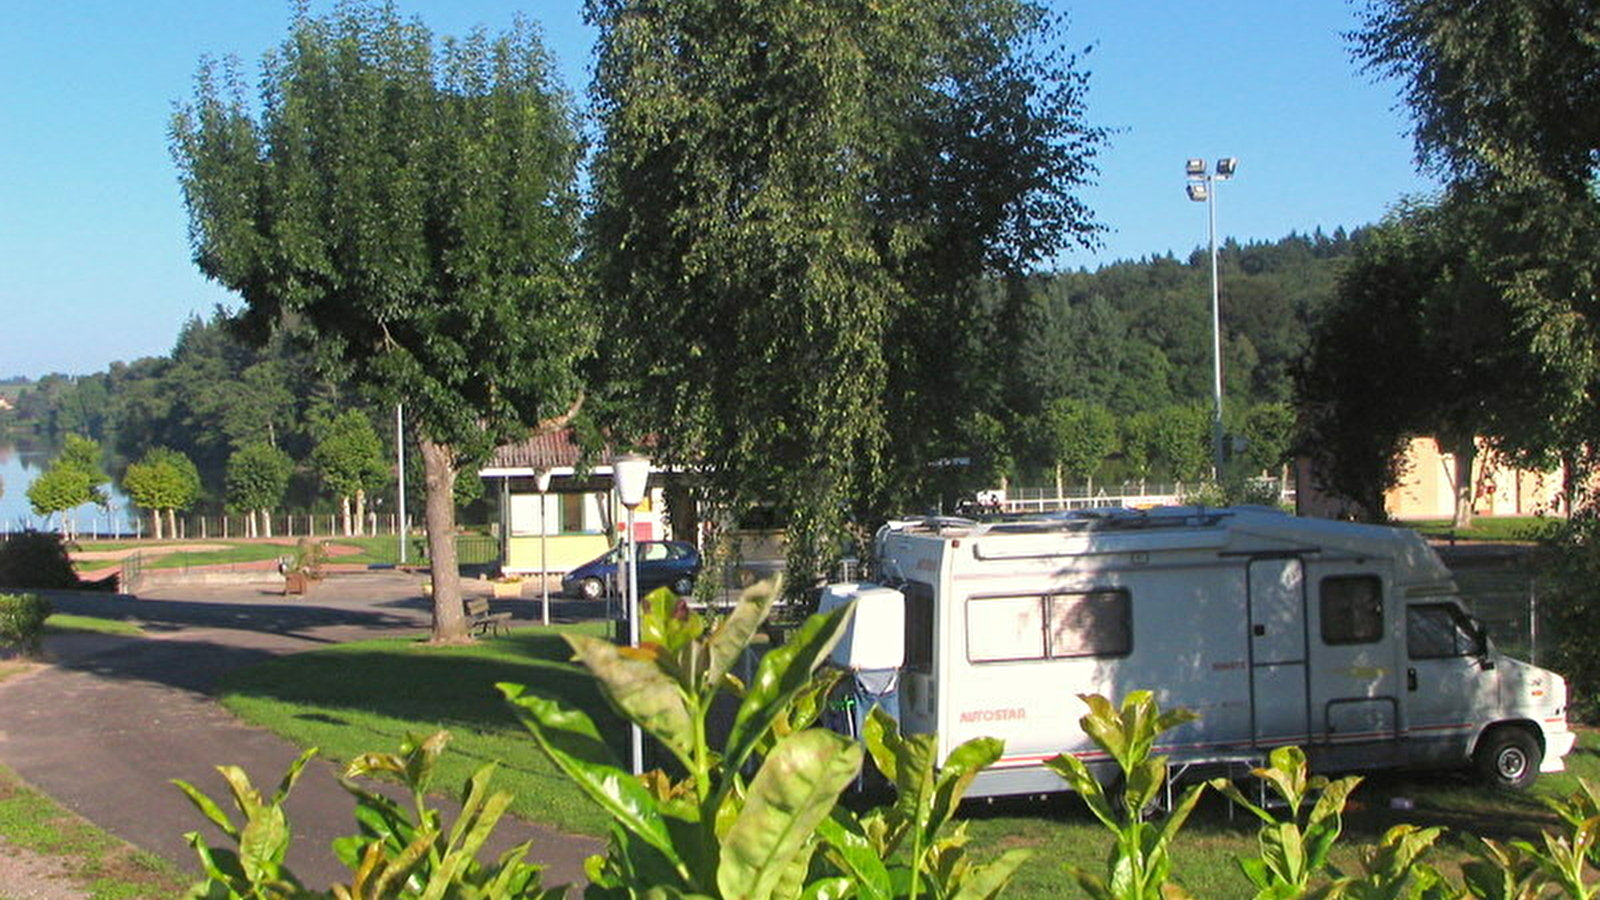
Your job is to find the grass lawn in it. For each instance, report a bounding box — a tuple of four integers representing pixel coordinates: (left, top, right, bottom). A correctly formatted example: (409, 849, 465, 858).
(966, 731, 1600, 898)
(1408, 516, 1560, 543)
(217, 621, 622, 837)
(72, 533, 493, 572)
(44, 614, 142, 637)
(217, 621, 1600, 899)
(0, 763, 189, 899)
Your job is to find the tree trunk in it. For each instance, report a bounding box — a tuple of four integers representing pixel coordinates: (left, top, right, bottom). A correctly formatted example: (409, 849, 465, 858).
(341, 496, 353, 537)
(150, 509, 163, 541)
(263, 508, 274, 538)
(1442, 434, 1477, 531)
(167, 508, 178, 541)
(355, 488, 367, 536)
(420, 437, 469, 642)
(1561, 449, 1579, 516)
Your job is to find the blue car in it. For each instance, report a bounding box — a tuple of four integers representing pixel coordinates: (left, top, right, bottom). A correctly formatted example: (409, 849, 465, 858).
(561, 540, 701, 600)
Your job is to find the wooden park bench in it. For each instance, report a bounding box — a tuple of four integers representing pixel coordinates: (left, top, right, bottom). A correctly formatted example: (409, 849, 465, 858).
(466, 597, 513, 637)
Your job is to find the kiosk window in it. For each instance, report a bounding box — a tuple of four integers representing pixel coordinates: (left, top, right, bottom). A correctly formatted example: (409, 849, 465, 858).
(1408, 604, 1482, 658)
(1321, 575, 1384, 645)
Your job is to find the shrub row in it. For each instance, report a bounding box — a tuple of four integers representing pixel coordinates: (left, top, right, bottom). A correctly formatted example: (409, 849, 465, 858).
(0, 592, 51, 655)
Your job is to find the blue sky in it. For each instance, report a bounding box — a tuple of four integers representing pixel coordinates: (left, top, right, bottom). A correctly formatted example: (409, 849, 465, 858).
(0, 0, 1434, 379)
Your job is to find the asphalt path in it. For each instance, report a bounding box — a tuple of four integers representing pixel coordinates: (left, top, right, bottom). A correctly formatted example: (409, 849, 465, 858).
(0, 573, 602, 893)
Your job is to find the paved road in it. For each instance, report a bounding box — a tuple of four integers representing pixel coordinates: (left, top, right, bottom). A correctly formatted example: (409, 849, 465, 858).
(0, 573, 602, 892)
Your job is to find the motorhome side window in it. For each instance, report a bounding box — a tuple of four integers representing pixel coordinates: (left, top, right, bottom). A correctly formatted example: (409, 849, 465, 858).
(966, 590, 1131, 663)
(1320, 575, 1384, 645)
(1407, 603, 1483, 658)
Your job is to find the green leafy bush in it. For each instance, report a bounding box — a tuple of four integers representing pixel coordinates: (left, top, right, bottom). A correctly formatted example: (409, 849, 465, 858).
(1210, 746, 1361, 900)
(0, 592, 52, 656)
(1046, 692, 1205, 900)
(502, 581, 1024, 900)
(175, 731, 556, 899)
(0, 530, 80, 589)
(1541, 511, 1600, 721)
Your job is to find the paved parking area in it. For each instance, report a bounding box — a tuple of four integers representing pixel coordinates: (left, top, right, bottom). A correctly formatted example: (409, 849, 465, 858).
(0, 573, 601, 892)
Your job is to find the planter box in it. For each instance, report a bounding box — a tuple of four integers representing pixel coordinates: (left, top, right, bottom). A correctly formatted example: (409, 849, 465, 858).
(284, 572, 312, 596)
(492, 580, 524, 599)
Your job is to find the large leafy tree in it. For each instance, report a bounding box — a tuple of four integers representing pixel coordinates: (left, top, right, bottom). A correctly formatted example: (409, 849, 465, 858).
(226, 442, 294, 538)
(1352, 0, 1600, 499)
(1151, 404, 1211, 485)
(122, 447, 202, 540)
(26, 435, 110, 535)
(311, 410, 388, 536)
(1037, 398, 1117, 495)
(587, 0, 1105, 579)
(173, 2, 588, 640)
(1295, 195, 1577, 525)
(1353, 0, 1600, 187)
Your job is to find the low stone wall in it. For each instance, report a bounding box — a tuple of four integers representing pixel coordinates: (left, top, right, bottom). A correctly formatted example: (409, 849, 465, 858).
(123, 568, 280, 595)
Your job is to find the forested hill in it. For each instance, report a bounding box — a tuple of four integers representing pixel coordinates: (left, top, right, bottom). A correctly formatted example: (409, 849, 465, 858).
(1016, 227, 1361, 420)
(2, 227, 1365, 503)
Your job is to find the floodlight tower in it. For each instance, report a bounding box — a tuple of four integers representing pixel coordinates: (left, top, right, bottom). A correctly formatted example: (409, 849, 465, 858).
(1186, 157, 1238, 480)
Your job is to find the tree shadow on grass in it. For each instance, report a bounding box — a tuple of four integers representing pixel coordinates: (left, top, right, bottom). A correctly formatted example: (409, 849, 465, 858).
(214, 631, 627, 760)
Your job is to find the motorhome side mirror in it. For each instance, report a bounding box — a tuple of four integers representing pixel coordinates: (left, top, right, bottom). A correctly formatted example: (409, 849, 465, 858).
(1468, 614, 1493, 663)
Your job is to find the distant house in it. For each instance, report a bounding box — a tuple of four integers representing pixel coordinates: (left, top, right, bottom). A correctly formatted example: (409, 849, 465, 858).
(1297, 436, 1567, 522)
(0, 396, 13, 412)
(479, 430, 667, 577)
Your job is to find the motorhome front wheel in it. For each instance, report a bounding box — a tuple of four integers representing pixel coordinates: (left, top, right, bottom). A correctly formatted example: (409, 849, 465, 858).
(1474, 727, 1541, 791)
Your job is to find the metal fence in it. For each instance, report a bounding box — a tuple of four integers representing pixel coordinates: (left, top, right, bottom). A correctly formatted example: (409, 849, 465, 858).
(1449, 556, 1547, 665)
(2, 512, 415, 543)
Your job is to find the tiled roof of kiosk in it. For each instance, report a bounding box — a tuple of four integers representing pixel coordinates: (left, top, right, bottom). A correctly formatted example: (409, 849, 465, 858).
(484, 429, 593, 471)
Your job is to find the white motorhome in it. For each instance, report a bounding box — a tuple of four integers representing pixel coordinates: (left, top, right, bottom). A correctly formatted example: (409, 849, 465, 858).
(820, 506, 1574, 798)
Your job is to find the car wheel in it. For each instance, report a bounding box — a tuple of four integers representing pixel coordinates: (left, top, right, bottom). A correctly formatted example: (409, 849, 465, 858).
(579, 577, 605, 601)
(673, 576, 695, 596)
(1474, 726, 1541, 791)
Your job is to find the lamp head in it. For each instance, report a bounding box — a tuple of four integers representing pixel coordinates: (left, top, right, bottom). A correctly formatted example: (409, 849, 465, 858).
(1185, 158, 1207, 177)
(1186, 182, 1209, 202)
(1215, 157, 1238, 178)
(612, 454, 651, 508)
(535, 469, 553, 493)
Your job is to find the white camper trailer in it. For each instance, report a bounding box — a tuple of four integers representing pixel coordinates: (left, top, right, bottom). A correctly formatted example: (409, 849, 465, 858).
(820, 506, 1574, 798)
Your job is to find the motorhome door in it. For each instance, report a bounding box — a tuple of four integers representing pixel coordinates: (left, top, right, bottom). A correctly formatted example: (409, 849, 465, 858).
(1249, 558, 1310, 745)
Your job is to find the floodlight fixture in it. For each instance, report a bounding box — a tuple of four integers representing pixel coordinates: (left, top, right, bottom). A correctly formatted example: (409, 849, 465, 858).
(1187, 183, 1209, 202)
(1216, 157, 1238, 178)
(1186, 158, 1207, 176)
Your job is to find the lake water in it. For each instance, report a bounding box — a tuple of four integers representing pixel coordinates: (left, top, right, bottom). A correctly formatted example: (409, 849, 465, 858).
(0, 441, 137, 535)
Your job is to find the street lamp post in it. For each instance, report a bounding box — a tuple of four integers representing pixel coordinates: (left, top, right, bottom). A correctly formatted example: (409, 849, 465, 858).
(1186, 157, 1238, 481)
(396, 404, 408, 563)
(536, 469, 552, 627)
(612, 453, 651, 776)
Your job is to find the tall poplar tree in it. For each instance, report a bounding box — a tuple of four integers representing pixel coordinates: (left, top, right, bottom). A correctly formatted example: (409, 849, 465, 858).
(173, 2, 587, 640)
(586, 0, 1105, 580)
